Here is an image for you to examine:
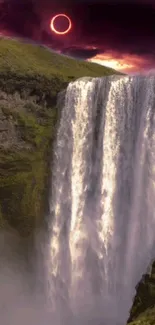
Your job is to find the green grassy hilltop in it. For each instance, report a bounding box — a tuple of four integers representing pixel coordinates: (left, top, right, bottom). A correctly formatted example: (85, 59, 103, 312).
(0, 37, 122, 236)
(0, 37, 154, 325)
(0, 37, 122, 80)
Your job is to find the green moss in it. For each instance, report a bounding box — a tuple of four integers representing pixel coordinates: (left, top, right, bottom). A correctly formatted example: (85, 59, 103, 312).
(1, 150, 44, 235)
(128, 268, 155, 323)
(0, 38, 123, 80)
(0, 36, 155, 325)
(0, 99, 57, 236)
(128, 307, 155, 325)
(0, 37, 122, 236)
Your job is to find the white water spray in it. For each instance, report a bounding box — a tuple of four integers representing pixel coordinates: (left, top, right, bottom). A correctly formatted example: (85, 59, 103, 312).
(48, 75, 155, 325)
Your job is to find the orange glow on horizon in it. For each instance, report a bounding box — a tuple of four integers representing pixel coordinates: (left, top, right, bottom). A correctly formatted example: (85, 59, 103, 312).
(87, 52, 152, 74)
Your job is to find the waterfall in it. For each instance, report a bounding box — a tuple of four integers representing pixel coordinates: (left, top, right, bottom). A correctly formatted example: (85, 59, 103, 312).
(48, 75, 155, 325)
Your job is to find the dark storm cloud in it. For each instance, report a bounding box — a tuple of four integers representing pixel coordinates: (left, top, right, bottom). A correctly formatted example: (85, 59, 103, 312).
(72, 2, 155, 55)
(0, 0, 155, 64)
(62, 47, 101, 59)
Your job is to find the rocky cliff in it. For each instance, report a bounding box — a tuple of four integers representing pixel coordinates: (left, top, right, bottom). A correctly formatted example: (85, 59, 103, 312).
(0, 37, 154, 325)
(0, 37, 121, 236)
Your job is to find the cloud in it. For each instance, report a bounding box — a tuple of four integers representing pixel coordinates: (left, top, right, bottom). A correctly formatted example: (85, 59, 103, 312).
(88, 52, 155, 73)
(62, 46, 101, 59)
(0, 0, 155, 72)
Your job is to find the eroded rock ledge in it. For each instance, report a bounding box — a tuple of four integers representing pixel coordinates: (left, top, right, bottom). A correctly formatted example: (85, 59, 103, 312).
(0, 88, 58, 236)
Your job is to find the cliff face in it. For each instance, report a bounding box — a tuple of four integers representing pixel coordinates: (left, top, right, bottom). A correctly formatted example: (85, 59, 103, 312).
(0, 37, 121, 237)
(128, 262, 155, 324)
(0, 37, 154, 325)
(0, 88, 57, 235)
(0, 91, 34, 150)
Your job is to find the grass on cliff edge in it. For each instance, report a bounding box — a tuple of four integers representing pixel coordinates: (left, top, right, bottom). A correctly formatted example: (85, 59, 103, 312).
(0, 37, 122, 80)
(0, 37, 124, 109)
(0, 38, 122, 236)
(0, 37, 154, 325)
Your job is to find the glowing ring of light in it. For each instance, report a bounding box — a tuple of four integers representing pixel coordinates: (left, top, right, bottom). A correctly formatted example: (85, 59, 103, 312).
(50, 14, 72, 35)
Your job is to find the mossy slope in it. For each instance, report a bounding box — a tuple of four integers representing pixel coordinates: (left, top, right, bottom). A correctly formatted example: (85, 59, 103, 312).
(0, 37, 122, 80)
(0, 92, 57, 236)
(128, 262, 155, 325)
(0, 37, 122, 237)
(128, 307, 155, 325)
(0, 37, 154, 325)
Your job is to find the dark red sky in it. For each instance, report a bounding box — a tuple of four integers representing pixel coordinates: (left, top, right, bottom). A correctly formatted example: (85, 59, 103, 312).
(0, 0, 155, 73)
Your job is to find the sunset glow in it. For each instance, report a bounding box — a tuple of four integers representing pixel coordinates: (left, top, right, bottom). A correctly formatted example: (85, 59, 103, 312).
(88, 52, 153, 74)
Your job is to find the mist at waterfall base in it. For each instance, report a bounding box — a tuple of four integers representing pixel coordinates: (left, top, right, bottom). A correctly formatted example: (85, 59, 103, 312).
(48, 75, 155, 325)
(0, 75, 155, 324)
(0, 229, 53, 325)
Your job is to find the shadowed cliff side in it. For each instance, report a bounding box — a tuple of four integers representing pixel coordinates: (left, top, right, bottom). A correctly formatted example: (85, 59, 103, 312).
(0, 37, 154, 325)
(127, 261, 155, 325)
(0, 37, 123, 238)
(0, 89, 57, 235)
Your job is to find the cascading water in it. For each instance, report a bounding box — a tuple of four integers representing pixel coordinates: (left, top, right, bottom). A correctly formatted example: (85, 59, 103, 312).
(48, 75, 155, 325)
